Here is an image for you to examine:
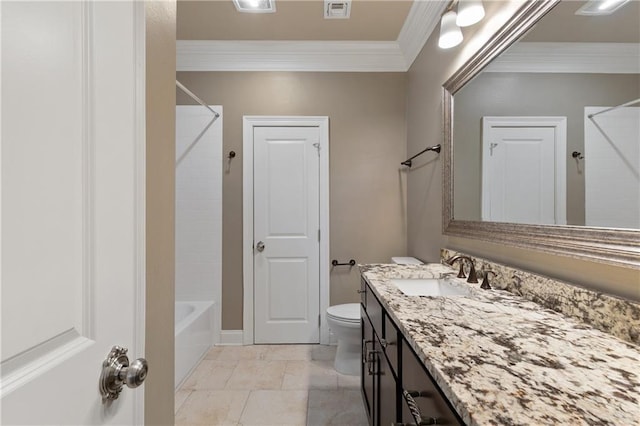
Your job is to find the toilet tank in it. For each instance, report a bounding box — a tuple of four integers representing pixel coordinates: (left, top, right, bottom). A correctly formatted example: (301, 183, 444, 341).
(391, 257, 423, 265)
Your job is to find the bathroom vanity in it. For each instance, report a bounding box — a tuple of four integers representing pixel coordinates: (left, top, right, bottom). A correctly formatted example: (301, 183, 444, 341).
(359, 256, 640, 426)
(361, 272, 462, 425)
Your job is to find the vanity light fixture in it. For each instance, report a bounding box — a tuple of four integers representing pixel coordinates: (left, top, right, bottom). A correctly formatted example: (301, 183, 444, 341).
(575, 0, 630, 15)
(456, 0, 485, 27)
(232, 0, 276, 14)
(438, 10, 464, 49)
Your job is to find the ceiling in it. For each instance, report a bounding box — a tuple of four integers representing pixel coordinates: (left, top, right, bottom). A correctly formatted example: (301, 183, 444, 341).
(175, 0, 640, 73)
(523, 0, 640, 43)
(177, 0, 414, 41)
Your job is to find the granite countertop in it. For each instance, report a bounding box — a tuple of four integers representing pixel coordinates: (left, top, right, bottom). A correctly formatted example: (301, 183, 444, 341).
(360, 263, 640, 426)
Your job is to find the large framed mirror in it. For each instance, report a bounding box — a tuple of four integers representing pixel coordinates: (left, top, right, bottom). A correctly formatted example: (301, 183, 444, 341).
(443, 0, 640, 269)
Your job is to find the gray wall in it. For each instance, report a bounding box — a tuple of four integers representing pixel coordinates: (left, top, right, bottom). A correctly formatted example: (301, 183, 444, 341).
(453, 72, 640, 225)
(176, 72, 408, 330)
(145, 1, 176, 424)
(406, 3, 640, 301)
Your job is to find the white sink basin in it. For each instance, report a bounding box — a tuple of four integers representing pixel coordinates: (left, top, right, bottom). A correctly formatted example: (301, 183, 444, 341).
(390, 278, 471, 297)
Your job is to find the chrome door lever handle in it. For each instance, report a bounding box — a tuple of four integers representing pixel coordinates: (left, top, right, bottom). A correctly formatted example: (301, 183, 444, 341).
(100, 345, 148, 402)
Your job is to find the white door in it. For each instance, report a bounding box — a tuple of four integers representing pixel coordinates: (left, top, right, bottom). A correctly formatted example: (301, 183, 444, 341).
(585, 106, 640, 228)
(253, 127, 320, 344)
(482, 117, 567, 225)
(1, 3, 146, 425)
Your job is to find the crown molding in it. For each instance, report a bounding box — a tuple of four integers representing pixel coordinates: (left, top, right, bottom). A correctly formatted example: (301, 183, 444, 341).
(397, 0, 449, 69)
(486, 42, 640, 74)
(176, 1, 447, 72)
(177, 40, 408, 72)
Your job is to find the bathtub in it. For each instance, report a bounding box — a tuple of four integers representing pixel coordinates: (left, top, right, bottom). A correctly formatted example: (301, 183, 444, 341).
(175, 301, 215, 389)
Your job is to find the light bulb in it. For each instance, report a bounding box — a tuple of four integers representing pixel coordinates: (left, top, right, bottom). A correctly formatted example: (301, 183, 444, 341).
(438, 11, 463, 49)
(456, 0, 485, 27)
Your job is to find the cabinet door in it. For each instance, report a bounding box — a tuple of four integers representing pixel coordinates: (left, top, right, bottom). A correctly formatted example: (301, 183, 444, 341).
(378, 350, 398, 426)
(401, 341, 462, 425)
(362, 314, 375, 425)
(384, 314, 400, 377)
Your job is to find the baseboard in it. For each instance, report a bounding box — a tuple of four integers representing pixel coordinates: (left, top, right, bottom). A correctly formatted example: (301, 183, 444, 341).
(218, 330, 244, 345)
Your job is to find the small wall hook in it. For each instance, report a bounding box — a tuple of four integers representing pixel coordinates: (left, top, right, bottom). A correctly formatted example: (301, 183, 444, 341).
(572, 151, 584, 160)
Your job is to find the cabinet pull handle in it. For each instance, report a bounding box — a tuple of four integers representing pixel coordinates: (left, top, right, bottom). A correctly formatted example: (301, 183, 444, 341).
(367, 350, 379, 375)
(379, 338, 396, 349)
(362, 339, 373, 364)
(402, 390, 443, 425)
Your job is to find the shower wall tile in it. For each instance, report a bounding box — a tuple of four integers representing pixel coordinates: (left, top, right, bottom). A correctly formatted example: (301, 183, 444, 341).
(175, 106, 223, 302)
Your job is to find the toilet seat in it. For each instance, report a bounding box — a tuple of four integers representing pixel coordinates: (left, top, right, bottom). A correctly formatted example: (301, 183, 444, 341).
(326, 303, 360, 323)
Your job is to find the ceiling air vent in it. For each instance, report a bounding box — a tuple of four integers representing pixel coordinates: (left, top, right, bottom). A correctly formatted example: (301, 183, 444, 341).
(324, 0, 351, 19)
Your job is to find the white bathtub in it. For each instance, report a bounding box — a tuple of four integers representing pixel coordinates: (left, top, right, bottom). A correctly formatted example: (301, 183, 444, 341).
(175, 301, 215, 389)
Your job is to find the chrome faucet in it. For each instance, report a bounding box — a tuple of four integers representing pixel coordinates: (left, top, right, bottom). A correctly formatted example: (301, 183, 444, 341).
(445, 255, 478, 284)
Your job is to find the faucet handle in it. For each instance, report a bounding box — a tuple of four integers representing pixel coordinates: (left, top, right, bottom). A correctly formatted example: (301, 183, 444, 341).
(481, 270, 495, 290)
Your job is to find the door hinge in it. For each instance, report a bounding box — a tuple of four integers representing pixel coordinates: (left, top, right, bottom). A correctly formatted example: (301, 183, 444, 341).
(490, 142, 499, 156)
(318, 229, 321, 242)
(318, 314, 321, 327)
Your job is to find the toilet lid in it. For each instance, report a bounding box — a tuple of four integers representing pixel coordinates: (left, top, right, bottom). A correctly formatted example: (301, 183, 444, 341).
(327, 303, 360, 322)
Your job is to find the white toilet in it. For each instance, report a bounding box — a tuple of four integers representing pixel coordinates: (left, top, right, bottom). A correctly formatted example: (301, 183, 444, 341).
(326, 256, 424, 376)
(326, 303, 361, 375)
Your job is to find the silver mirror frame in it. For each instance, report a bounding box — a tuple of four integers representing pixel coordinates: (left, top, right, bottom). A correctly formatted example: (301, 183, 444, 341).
(442, 0, 640, 269)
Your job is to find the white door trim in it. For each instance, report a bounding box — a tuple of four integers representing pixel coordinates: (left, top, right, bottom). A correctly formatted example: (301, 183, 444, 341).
(481, 116, 567, 225)
(242, 116, 330, 345)
(133, 2, 146, 423)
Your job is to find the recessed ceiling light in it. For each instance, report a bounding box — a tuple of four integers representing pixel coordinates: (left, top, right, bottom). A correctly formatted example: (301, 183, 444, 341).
(324, 0, 351, 19)
(575, 0, 630, 16)
(232, 0, 276, 14)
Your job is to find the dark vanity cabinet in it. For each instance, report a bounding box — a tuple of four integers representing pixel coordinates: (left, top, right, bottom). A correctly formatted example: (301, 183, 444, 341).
(360, 278, 463, 426)
(361, 280, 398, 426)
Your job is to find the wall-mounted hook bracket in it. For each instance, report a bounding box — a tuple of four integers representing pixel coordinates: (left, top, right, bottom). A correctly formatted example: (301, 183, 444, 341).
(572, 151, 584, 160)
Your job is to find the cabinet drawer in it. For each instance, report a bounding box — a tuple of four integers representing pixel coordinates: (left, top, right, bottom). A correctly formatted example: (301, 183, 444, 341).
(383, 315, 399, 376)
(366, 284, 384, 339)
(401, 340, 462, 425)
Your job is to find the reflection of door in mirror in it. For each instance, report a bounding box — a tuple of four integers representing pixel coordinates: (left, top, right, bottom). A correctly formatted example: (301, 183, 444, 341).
(585, 106, 640, 228)
(481, 117, 567, 225)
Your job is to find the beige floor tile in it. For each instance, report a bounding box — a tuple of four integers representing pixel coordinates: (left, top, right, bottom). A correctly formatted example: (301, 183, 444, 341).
(175, 389, 192, 414)
(260, 344, 313, 361)
(282, 360, 338, 390)
(306, 389, 368, 426)
(311, 345, 337, 361)
(225, 360, 287, 390)
(204, 345, 224, 360)
(182, 359, 237, 390)
(239, 390, 308, 426)
(175, 390, 249, 425)
(217, 345, 268, 361)
(337, 372, 361, 389)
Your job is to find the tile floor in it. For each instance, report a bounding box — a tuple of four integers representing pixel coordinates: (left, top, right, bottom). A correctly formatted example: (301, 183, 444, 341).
(175, 344, 369, 426)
